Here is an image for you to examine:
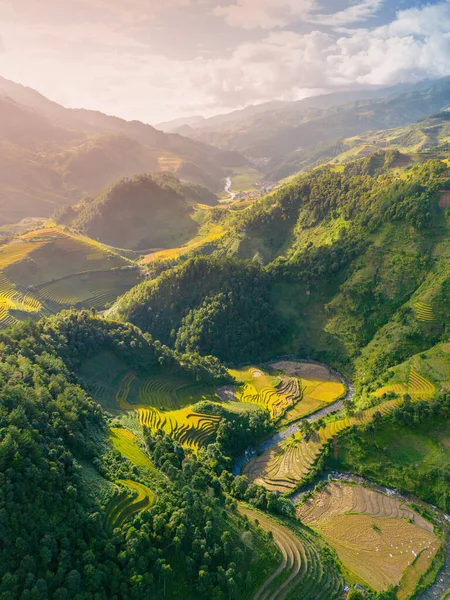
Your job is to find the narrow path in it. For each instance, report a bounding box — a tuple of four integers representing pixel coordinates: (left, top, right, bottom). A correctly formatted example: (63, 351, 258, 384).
(232, 358, 354, 476)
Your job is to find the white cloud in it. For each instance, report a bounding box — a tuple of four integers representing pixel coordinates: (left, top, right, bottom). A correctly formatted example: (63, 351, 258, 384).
(310, 0, 384, 26)
(214, 0, 315, 30)
(1, 0, 450, 121)
(214, 0, 385, 30)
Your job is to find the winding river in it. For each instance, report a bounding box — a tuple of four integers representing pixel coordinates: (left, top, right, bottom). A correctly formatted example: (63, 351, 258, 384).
(224, 176, 236, 201)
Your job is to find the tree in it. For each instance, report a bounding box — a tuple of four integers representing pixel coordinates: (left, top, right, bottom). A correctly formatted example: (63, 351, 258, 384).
(347, 589, 365, 600)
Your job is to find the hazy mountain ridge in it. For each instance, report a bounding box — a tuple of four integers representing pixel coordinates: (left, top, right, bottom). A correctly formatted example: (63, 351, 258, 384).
(0, 76, 246, 224)
(177, 78, 450, 179)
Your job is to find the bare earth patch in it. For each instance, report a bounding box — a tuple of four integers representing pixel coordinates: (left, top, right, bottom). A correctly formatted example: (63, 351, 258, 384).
(269, 361, 340, 382)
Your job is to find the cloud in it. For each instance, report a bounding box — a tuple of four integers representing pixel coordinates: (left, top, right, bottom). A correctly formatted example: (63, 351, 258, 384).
(2, 0, 450, 122)
(310, 0, 385, 26)
(213, 0, 386, 30)
(214, 0, 315, 30)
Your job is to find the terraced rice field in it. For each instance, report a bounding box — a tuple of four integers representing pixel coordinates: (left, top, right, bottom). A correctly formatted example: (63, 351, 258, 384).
(109, 427, 158, 473)
(270, 362, 345, 424)
(0, 227, 134, 325)
(414, 302, 435, 322)
(230, 367, 301, 419)
(244, 398, 403, 493)
(36, 269, 139, 309)
(297, 483, 439, 595)
(158, 155, 184, 172)
(374, 368, 435, 399)
(138, 407, 221, 452)
(116, 371, 212, 411)
(239, 505, 343, 600)
(105, 479, 155, 532)
(0, 272, 43, 327)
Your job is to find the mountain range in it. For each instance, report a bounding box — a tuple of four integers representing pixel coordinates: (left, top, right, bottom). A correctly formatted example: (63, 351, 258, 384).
(0, 76, 246, 225)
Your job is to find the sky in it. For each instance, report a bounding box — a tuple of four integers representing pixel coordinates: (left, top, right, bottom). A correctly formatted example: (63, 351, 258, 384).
(0, 0, 449, 124)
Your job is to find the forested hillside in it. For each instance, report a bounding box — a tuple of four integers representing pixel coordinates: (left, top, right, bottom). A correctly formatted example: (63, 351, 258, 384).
(56, 173, 215, 250)
(111, 152, 450, 381)
(0, 311, 299, 600)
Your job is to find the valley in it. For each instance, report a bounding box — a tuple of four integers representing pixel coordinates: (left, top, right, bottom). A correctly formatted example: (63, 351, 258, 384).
(3, 72, 450, 600)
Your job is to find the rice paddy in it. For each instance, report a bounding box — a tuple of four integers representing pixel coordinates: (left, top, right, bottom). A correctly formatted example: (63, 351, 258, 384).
(141, 224, 227, 263)
(414, 302, 435, 322)
(229, 362, 345, 422)
(138, 407, 221, 452)
(244, 397, 403, 493)
(374, 367, 436, 399)
(109, 427, 158, 474)
(110, 371, 223, 452)
(297, 482, 440, 595)
(270, 361, 346, 424)
(105, 479, 156, 532)
(239, 505, 344, 600)
(35, 269, 140, 309)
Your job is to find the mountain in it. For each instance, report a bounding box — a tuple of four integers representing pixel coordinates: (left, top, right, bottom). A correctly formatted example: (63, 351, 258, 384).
(109, 149, 450, 377)
(156, 115, 206, 132)
(178, 77, 450, 178)
(61, 173, 215, 250)
(4, 91, 450, 600)
(0, 76, 247, 225)
(166, 88, 401, 137)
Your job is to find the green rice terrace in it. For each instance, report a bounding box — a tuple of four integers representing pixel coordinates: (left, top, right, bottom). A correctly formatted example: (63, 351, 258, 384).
(105, 479, 156, 532)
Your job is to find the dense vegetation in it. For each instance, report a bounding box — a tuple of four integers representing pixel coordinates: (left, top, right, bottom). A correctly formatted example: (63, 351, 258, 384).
(110, 256, 283, 364)
(4, 79, 450, 599)
(111, 156, 449, 375)
(330, 393, 450, 511)
(0, 312, 290, 600)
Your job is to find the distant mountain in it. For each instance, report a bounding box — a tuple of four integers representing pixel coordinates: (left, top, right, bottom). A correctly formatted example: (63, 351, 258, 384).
(59, 172, 214, 250)
(156, 115, 206, 133)
(0, 76, 246, 224)
(178, 78, 450, 178)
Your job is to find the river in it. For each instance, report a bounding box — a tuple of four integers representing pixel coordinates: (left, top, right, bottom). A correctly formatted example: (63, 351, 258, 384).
(224, 176, 236, 201)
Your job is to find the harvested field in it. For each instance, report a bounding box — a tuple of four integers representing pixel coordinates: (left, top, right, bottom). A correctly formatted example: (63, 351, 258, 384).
(297, 482, 432, 531)
(314, 516, 438, 593)
(297, 482, 439, 595)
